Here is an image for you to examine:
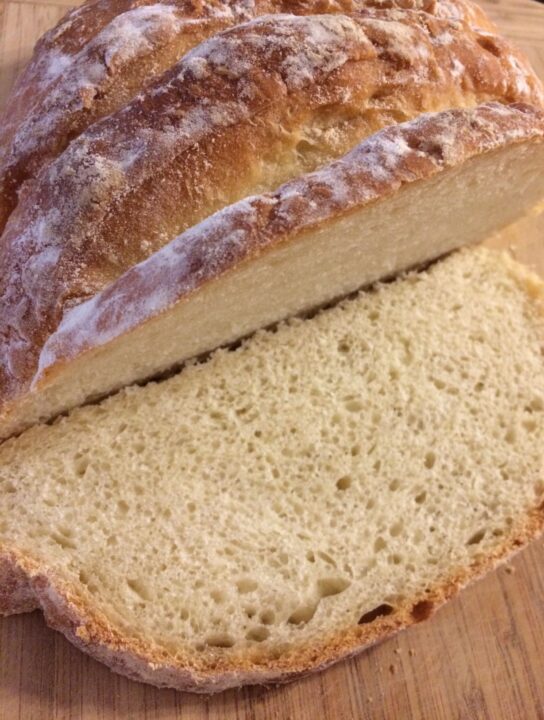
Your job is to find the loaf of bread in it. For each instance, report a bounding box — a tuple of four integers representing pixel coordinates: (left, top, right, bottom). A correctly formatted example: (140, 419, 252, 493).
(1, 247, 543, 692)
(1, 0, 543, 438)
(2, 102, 540, 441)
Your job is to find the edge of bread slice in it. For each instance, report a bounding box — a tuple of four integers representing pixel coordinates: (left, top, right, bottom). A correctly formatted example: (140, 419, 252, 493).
(1, 247, 543, 693)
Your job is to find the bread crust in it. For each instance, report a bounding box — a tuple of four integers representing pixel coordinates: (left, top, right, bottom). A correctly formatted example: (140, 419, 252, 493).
(0, 0, 499, 231)
(2, 498, 543, 693)
(1, 7, 543, 433)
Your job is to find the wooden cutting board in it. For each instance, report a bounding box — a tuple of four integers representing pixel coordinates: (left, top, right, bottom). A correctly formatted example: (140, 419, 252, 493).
(0, 1, 543, 718)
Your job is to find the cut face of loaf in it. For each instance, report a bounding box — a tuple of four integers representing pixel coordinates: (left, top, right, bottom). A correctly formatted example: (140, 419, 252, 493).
(1, 8, 544, 413)
(3, 103, 544, 439)
(1, 248, 543, 692)
(0, 0, 506, 231)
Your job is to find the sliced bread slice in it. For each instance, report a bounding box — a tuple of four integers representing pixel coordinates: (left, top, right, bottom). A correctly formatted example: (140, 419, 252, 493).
(1, 247, 543, 692)
(4, 102, 544, 439)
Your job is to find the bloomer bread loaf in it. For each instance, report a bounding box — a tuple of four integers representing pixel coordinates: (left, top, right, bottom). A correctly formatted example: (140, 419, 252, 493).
(0, 0, 504, 232)
(1, 247, 543, 692)
(2, 103, 541, 440)
(1, 2, 544, 438)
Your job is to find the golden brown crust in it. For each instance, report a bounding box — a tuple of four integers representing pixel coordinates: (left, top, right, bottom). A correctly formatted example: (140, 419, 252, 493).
(1, 8, 543, 429)
(2, 498, 543, 693)
(0, 0, 500, 233)
(34, 102, 544, 392)
(0, 551, 39, 615)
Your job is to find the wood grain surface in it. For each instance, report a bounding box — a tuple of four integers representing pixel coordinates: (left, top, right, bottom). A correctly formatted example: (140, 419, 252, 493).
(0, 2, 543, 718)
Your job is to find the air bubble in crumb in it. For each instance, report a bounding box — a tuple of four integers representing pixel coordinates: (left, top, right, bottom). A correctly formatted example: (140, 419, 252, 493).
(236, 579, 258, 594)
(246, 626, 270, 642)
(206, 634, 235, 648)
(336, 476, 352, 491)
(374, 537, 387, 553)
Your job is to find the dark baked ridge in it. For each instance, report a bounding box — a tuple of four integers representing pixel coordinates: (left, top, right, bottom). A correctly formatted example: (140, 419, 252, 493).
(1, 10, 543, 432)
(0, 0, 501, 231)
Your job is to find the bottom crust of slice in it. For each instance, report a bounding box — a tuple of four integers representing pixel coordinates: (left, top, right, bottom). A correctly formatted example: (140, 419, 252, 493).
(1, 506, 543, 693)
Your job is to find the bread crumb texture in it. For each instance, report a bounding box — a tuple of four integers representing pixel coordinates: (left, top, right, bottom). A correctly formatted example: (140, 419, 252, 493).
(1, 248, 543, 678)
